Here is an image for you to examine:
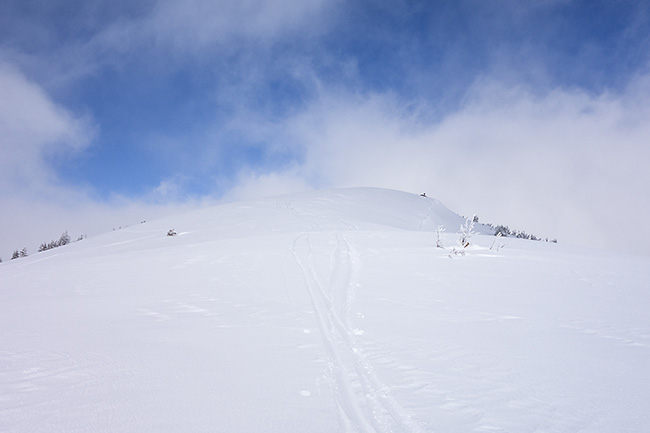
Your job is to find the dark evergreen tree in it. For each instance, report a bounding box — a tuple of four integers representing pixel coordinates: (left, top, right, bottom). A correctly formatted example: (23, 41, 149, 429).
(59, 231, 71, 246)
(493, 225, 510, 237)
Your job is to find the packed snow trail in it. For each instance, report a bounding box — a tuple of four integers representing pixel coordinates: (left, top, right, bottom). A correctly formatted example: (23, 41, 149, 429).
(292, 232, 424, 433)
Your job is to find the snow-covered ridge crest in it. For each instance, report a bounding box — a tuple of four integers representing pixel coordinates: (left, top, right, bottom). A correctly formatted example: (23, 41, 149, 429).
(81, 187, 472, 250)
(156, 187, 467, 235)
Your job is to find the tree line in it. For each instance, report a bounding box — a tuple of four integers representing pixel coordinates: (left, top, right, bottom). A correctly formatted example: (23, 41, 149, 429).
(2, 231, 85, 262)
(488, 223, 557, 243)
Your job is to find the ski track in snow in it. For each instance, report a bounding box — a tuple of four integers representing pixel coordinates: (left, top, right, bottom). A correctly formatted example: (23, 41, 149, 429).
(292, 232, 424, 433)
(417, 199, 433, 231)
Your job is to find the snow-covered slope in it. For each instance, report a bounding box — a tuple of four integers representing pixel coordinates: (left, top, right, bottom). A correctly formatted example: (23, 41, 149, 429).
(1, 187, 649, 433)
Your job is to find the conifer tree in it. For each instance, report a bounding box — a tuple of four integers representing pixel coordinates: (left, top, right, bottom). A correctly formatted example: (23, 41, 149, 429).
(59, 231, 71, 246)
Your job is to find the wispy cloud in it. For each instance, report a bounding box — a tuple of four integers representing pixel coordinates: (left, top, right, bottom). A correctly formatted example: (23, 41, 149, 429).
(89, 0, 334, 66)
(144, 0, 331, 48)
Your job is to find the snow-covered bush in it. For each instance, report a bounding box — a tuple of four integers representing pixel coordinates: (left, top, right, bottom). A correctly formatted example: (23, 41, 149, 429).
(448, 217, 476, 258)
(436, 225, 445, 248)
(459, 216, 476, 248)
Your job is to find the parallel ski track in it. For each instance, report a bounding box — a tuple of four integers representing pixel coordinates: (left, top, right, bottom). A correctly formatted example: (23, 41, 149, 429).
(292, 232, 424, 433)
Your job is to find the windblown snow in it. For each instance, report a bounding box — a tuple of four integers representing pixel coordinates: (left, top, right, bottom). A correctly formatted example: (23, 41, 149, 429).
(1, 187, 649, 432)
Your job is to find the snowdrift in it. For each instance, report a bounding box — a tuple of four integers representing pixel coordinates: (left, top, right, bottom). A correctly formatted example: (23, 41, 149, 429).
(1, 187, 649, 433)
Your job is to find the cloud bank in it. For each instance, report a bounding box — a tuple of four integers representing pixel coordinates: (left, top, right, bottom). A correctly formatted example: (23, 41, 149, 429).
(229, 75, 650, 254)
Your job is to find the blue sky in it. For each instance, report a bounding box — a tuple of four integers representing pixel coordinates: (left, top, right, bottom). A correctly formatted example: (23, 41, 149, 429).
(2, 0, 650, 257)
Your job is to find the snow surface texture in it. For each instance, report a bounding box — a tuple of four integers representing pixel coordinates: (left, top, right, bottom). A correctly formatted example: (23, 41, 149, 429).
(1, 187, 649, 433)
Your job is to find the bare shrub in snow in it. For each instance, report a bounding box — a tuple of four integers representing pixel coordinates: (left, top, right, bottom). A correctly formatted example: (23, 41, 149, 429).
(448, 247, 465, 258)
(490, 232, 505, 253)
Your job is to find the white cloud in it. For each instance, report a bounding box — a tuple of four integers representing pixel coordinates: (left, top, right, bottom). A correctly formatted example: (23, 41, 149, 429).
(0, 64, 93, 195)
(151, 176, 189, 202)
(222, 169, 312, 202)
(241, 76, 650, 255)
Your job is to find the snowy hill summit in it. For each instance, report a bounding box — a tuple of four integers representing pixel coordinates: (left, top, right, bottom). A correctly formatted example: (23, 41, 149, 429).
(44, 187, 486, 257)
(111, 187, 478, 243)
(2, 187, 650, 433)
